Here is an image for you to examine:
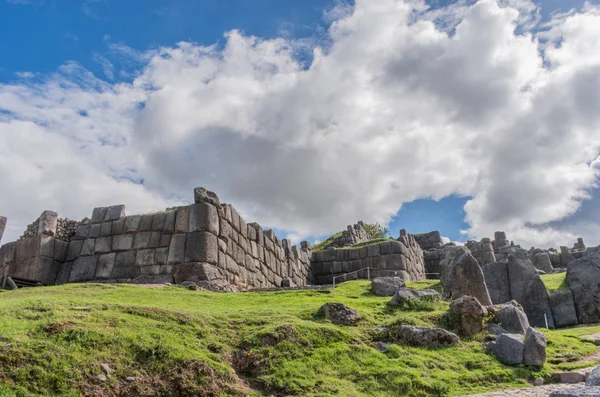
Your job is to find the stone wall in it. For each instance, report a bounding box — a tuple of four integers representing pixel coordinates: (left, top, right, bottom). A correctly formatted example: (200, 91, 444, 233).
(1, 188, 312, 290)
(330, 221, 369, 248)
(465, 238, 496, 266)
(413, 231, 443, 250)
(0, 216, 6, 244)
(311, 235, 426, 284)
(19, 211, 79, 242)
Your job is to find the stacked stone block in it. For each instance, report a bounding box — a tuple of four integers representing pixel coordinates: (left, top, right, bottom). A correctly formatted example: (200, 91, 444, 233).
(465, 238, 496, 266)
(0, 216, 6, 244)
(311, 234, 426, 284)
(413, 231, 444, 250)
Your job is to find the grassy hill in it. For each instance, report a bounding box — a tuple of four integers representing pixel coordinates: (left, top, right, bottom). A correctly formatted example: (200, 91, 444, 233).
(0, 280, 598, 397)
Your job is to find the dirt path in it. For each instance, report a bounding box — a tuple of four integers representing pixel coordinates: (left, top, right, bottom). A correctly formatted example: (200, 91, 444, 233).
(456, 383, 584, 397)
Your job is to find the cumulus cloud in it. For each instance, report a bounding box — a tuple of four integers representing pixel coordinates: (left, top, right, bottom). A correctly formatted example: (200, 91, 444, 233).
(2, 0, 600, 249)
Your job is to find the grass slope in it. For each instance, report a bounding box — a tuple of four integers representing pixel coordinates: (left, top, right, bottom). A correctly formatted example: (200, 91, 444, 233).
(0, 281, 598, 397)
(540, 273, 570, 294)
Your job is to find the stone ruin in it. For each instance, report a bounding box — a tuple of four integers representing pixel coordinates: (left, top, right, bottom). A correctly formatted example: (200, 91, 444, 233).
(0, 216, 6, 244)
(2, 187, 600, 331)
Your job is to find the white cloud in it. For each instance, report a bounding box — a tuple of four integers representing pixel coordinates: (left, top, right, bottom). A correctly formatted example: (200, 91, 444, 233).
(2, 0, 600, 250)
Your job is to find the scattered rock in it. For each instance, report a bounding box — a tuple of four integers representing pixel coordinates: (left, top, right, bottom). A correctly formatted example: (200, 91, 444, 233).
(550, 387, 600, 397)
(100, 363, 113, 375)
(534, 377, 544, 386)
(558, 372, 587, 384)
(449, 295, 488, 337)
(96, 374, 107, 382)
(375, 342, 389, 352)
(388, 288, 440, 306)
(586, 366, 600, 386)
(524, 327, 547, 366)
(371, 277, 405, 296)
(495, 301, 530, 334)
(126, 376, 136, 382)
(486, 333, 525, 365)
(319, 302, 361, 326)
(482, 261, 511, 305)
(385, 325, 460, 347)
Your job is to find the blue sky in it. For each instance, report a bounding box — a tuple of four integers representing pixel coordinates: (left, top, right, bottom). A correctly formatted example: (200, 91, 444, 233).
(1, 0, 600, 246)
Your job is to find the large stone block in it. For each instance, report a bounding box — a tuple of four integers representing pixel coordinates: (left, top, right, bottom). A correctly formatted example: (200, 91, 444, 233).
(73, 223, 91, 240)
(39, 234, 55, 258)
(163, 210, 176, 234)
(66, 240, 84, 261)
(194, 187, 221, 206)
(139, 214, 154, 232)
(550, 289, 579, 328)
(100, 222, 112, 237)
(112, 234, 134, 251)
(112, 218, 125, 235)
(175, 206, 190, 233)
(69, 256, 98, 282)
(80, 238, 95, 256)
(124, 215, 142, 234)
(95, 236, 112, 254)
(132, 232, 152, 250)
(96, 253, 116, 279)
(567, 251, 600, 324)
(189, 203, 219, 235)
(89, 223, 101, 238)
(104, 205, 126, 222)
(482, 262, 511, 305)
(136, 249, 155, 266)
(155, 247, 169, 266)
(115, 250, 136, 267)
(91, 207, 107, 224)
(53, 239, 69, 262)
(160, 233, 171, 248)
(38, 210, 58, 236)
(0, 216, 7, 243)
(440, 247, 492, 306)
(112, 266, 140, 279)
(148, 232, 161, 248)
(151, 213, 166, 231)
(167, 233, 186, 265)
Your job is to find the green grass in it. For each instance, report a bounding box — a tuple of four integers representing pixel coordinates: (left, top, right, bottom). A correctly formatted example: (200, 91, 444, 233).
(347, 238, 396, 249)
(311, 232, 343, 252)
(540, 273, 570, 294)
(0, 281, 598, 396)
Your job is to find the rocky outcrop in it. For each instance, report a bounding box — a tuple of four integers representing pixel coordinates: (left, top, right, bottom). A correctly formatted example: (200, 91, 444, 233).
(550, 290, 579, 328)
(319, 302, 361, 326)
(439, 247, 492, 305)
(465, 238, 496, 266)
(507, 252, 555, 328)
(523, 327, 547, 366)
(534, 252, 554, 274)
(494, 301, 530, 334)
(388, 288, 440, 306)
(383, 325, 460, 347)
(482, 261, 511, 304)
(486, 333, 525, 365)
(331, 222, 370, 248)
(449, 296, 488, 337)
(371, 277, 405, 296)
(413, 231, 444, 250)
(567, 251, 600, 324)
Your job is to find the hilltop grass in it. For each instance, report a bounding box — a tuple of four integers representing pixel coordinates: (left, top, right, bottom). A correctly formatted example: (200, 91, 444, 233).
(540, 273, 570, 294)
(0, 281, 599, 396)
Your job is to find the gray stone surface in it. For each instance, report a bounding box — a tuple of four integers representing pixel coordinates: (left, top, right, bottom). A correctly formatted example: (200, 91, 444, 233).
(91, 207, 107, 224)
(173, 262, 226, 284)
(319, 302, 361, 326)
(136, 249, 155, 266)
(495, 301, 531, 334)
(585, 366, 600, 386)
(189, 203, 219, 234)
(0, 216, 6, 243)
(535, 253, 554, 274)
(124, 215, 142, 234)
(96, 253, 116, 279)
(115, 250, 136, 267)
(550, 387, 600, 397)
(508, 252, 555, 328)
(440, 247, 492, 305)
(488, 323, 508, 336)
(388, 287, 440, 306)
(94, 236, 112, 254)
(550, 289, 579, 328)
(386, 325, 460, 347)
(167, 234, 186, 265)
(38, 210, 58, 236)
(80, 238, 95, 256)
(69, 256, 98, 282)
(371, 277, 405, 296)
(112, 234, 133, 251)
(487, 333, 525, 365)
(194, 187, 221, 207)
(449, 295, 488, 336)
(482, 261, 511, 305)
(523, 327, 546, 366)
(567, 251, 600, 324)
(132, 232, 152, 250)
(104, 205, 126, 222)
(185, 232, 218, 265)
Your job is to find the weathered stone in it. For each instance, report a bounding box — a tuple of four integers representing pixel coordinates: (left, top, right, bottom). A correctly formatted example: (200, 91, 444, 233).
(112, 218, 125, 235)
(440, 247, 492, 305)
(91, 207, 108, 224)
(319, 302, 361, 326)
(586, 365, 600, 386)
(38, 210, 58, 236)
(523, 327, 546, 366)
(96, 253, 116, 279)
(173, 262, 227, 285)
(131, 274, 173, 284)
(550, 289, 579, 328)
(185, 232, 218, 265)
(151, 213, 166, 232)
(104, 205, 126, 222)
(159, 233, 171, 248)
(567, 251, 600, 324)
(124, 215, 142, 234)
(115, 250, 136, 267)
(66, 240, 84, 261)
(53, 239, 69, 261)
(73, 223, 91, 240)
(508, 252, 555, 328)
(155, 247, 168, 266)
(188, 203, 219, 235)
(193, 187, 221, 207)
(136, 249, 155, 266)
(89, 223, 101, 238)
(94, 236, 112, 254)
(535, 253, 554, 274)
(174, 206, 190, 233)
(69, 256, 98, 282)
(495, 301, 531, 334)
(80, 238, 95, 256)
(482, 261, 511, 304)
(487, 333, 524, 365)
(112, 234, 133, 251)
(388, 287, 440, 306)
(132, 232, 152, 250)
(167, 234, 186, 265)
(488, 323, 508, 336)
(550, 387, 600, 397)
(384, 325, 460, 347)
(100, 222, 112, 237)
(449, 296, 488, 337)
(371, 277, 405, 296)
(163, 210, 176, 233)
(111, 266, 140, 279)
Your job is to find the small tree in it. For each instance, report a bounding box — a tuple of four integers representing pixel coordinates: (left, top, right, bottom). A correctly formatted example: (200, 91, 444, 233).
(363, 223, 390, 240)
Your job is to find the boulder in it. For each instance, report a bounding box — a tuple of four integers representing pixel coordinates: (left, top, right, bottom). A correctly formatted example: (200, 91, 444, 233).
(507, 252, 555, 328)
(388, 288, 440, 306)
(440, 247, 492, 305)
(534, 253, 554, 274)
(567, 251, 600, 324)
(550, 289, 579, 328)
(482, 261, 511, 304)
(449, 296, 488, 337)
(523, 327, 546, 366)
(586, 365, 600, 386)
(488, 323, 507, 336)
(319, 302, 361, 326)
(372, 277, 405, 296)
(385, 325, 459, 347)
(487, 333, 525, 365)
(193, 187, 221, 207)
(495, 301, 530, 334)
(550, 387, 600, 397)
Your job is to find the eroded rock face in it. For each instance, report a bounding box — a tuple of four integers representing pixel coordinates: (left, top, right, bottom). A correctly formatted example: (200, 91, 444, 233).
(567, 251, 600, 324)
(507, 252, 555, 328)
(371, 277, 405, 296)
(494, 301, 530, 334)
(523, 327, 546, 366)
(193, 187, 221, 207)
(319, 302, 361, 326)
(486, 333, 525, 365)
(482, 261, 511, 305)
(550, 387, 600, 397)
(385, 325, 460, 347)
(388, 288, 440, 306)
(449, 296, 488, 337)
(440, 247, 492, 306)
(550, 289, 579, 328)
(586, 366, 600, 386)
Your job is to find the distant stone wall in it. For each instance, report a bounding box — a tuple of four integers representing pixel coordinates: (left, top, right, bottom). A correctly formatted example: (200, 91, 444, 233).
(1, 188, 313, 290)
(413, 231, 443, 250)
(311, 235, 426, 284)
(330, 222, 369, 248)
(19, 211, 78, 242)
(465, 238, 496, 266)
